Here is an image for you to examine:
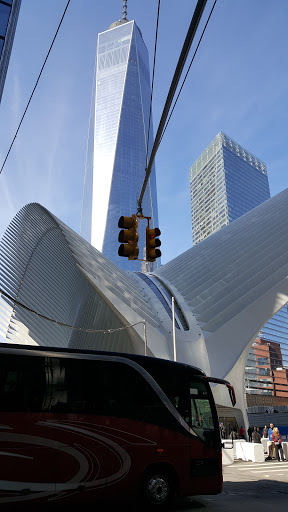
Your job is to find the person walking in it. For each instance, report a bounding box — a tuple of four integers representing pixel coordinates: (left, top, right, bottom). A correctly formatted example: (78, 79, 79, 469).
(252, 426, 261, 443)
(272, 427, 285, 461)
(262, 425, 268, 438)
(247, 426, 253, 442)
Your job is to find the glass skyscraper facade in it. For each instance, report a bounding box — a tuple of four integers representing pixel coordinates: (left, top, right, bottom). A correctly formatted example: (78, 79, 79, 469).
(190, 132, 269, 245)
(0, 0, 21, 103)
(81, 17, 160, 272)
(190, 131, 288, 406)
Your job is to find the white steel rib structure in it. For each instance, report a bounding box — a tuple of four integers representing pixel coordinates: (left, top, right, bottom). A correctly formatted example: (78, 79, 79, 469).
(1, 187, 288, 426)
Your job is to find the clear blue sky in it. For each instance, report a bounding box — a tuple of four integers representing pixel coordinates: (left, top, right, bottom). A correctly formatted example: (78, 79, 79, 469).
(0, 0, 287, 265)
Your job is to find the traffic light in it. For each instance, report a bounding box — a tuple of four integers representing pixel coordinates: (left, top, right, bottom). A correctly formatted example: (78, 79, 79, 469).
(146, 227, 161, 262)
(118, 215, 139, 260)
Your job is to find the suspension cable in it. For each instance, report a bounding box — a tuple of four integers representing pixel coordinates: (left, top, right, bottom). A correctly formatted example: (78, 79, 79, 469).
(0, 287, 145, 334)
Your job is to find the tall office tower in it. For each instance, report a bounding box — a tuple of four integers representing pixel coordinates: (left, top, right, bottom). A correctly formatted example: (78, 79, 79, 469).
(190, 131, 288, 408)
(0, 0, 21, 104)
(81, 5, 160, 272)
(190, 131, 270, 245)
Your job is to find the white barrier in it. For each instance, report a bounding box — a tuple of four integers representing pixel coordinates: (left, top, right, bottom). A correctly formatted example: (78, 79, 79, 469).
(221, 439, 244, 465)
(261, 437, 269, 453)
(235, 441, 265, 463)
(282, 442, 288, 459)
(231, 439, 246, 459)
(222, 447, 234, 465)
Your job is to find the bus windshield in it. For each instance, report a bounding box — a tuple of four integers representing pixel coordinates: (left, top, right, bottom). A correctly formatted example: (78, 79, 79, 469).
(189, 380, 215, 441)
(134, 357, 219, 442)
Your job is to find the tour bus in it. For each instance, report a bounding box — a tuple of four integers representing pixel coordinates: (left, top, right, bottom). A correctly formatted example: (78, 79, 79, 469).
(0, 343, 236, 509)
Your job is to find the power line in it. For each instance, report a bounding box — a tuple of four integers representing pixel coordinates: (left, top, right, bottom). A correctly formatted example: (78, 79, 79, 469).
(0, 288, 145, 334)
(137, 0, 208, 213)
(137, 0, 213, 213)
(0, 0, 71, 175)
(145, 0, 161, 169)
(160, 0, 217, 146)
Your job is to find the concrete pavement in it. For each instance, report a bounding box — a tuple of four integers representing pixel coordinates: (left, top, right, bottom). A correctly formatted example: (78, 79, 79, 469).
(171, 459, 288, 512)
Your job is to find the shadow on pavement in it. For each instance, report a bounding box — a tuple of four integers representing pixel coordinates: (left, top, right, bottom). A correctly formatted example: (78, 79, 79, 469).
(169, 478, 288, 511)
(1, 479, 288, 512)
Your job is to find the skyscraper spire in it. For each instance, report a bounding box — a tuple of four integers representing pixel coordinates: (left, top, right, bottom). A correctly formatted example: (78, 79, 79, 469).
(122, 0, 127, 21)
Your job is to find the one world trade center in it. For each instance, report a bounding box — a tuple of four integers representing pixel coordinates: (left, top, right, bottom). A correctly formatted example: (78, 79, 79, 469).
(81, 4, 160, 272)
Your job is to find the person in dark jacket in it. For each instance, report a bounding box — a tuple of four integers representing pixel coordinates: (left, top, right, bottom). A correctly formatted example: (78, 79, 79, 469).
(247, 426, 253, 442)
(252, 426, 261, 443)
(262, 425, 268, 438)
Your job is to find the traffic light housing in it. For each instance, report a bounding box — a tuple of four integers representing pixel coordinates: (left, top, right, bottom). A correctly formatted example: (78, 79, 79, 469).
(118, 215, 139, 260)
(146, 227, 161, 262)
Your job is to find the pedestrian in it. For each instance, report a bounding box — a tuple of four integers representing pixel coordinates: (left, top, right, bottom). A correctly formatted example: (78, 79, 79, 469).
(247, 426, 253, 442)
(262, 425, 268, 438)
(239, 426, 245, 439)
(265, 423, 276, 460)
(230, 426, 239, 440)
(272, 427, 285, 462)
(252, 426, 261, 443)
(219, 422, 224, 439)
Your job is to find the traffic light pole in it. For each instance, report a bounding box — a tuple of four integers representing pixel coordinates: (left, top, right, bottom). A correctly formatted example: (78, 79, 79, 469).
(143, 320, 147, 356)
(172, 297, 177, 361)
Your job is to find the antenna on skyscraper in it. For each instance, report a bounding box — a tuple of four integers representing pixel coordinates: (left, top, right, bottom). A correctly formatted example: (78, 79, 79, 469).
(122, 0, 127, 20)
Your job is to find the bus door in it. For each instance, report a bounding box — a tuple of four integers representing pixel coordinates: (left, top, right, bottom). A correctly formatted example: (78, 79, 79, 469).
(188, 380, 222, 495)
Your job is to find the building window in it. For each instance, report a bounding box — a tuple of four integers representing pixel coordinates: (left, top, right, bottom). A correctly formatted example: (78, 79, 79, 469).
(257, 357, 269, 366)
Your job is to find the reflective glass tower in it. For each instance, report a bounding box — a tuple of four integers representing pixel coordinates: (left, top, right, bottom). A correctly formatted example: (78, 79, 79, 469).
(0, 0, 21, 103)
(190, 131, 288, 407)
(81, 10, 160, 272)
(190, 131, 270, 245)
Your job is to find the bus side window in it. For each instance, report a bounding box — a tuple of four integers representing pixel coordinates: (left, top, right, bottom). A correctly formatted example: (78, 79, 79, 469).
(94, 361, 167, 423)
(0, 355, 45, 412)
(0, 368, 20, 410)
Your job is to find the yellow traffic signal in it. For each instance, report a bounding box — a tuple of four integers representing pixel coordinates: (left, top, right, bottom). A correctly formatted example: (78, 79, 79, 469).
(118, 215, 139, 260)
(146, 227, 161, 262)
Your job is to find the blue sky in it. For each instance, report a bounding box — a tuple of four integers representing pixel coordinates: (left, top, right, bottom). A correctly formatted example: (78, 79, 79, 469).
(0, 0, 287, 265)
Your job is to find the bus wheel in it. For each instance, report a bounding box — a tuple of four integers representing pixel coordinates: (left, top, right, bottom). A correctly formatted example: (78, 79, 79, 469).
(142, 469, 173, 508)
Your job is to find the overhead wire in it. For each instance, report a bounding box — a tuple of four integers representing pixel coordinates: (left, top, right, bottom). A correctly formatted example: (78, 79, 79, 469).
(137, 0, 208, 213)
(0, 286, 283, 367)
(159, 0, 218, 146)
(0, 288, 145, 334)
(137, 0, 220, 213)
(0, 0, 71, 175)
(145, 0, 161, 170)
